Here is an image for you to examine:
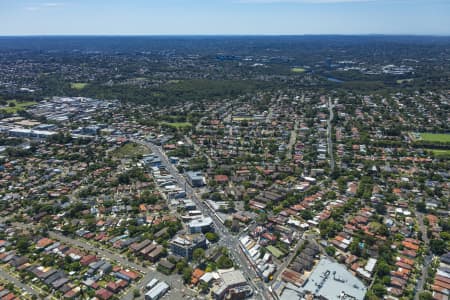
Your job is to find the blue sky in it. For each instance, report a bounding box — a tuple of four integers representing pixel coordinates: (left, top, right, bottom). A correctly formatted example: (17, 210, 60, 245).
(1, 0, 449, 35)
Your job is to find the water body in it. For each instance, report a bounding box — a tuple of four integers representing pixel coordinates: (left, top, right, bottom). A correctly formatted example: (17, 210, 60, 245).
(327, 77, 344, 83)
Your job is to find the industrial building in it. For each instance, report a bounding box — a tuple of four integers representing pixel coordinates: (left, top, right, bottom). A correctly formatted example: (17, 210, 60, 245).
(144, 281, 169, 300)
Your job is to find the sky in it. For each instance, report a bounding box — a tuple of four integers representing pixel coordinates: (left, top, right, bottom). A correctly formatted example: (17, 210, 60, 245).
(1, 0, 449, 36)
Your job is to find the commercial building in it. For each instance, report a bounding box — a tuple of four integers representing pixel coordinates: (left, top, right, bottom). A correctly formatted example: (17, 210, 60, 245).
(169, 234, 206, 260)
(9, 128, 57, 139)
(188, 217, 214, 234)
(186, 171, 205, 187)
(226, 285, 253, 300)
(298, 258, 367, 300)
(213, 270, 249, 300)
(142, 155, 162, 167)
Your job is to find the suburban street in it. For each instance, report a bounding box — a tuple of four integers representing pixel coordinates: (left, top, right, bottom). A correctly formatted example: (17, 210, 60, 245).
(286, 118, 299, 160)
(0, 266, 40, 298)
(271, 235, 305, 280)
(11, 222, 185, 300)
(48, 231, 187, 300)
(184, 135, 214, 169)
(286, 94, 303, 160)
(414, 212, 432, 300)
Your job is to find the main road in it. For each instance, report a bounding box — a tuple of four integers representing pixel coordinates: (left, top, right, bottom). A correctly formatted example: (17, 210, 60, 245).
(327, 97, 335, 173)
(138, 140, 272, 300)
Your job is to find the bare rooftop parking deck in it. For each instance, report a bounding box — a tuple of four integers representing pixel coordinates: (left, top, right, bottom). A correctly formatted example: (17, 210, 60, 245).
(299, 257, 367, 300)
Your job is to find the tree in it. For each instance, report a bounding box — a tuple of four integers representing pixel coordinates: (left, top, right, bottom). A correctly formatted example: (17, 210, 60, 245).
(133, 289, 140, 298)
(416, 201, 427, 213)
(371, 283, 386, 297)
(325, 246, 336, 257)
(217, 255, 233, 269)
(199, 281, 210, 294)
(176, 260, 188, 274)
(319, 219, 343, 239)
(224, 219, 232, 228)
(256, 213, 267, 224)
(375, 202, 386, 215)
(193, 248, 205, 263)
(300, 209, 313, 220)
(419, 292, 433, 300)
(205, 232, 219, 243)
(376, 260, 391, 277)
(141, 190, 159, 204)
(440, 231, 450, 241)
(430, 239, 447, 255)
(349, 239, 362, 256)
(16, 236, 30, 254)
(182, 266, 193, 283)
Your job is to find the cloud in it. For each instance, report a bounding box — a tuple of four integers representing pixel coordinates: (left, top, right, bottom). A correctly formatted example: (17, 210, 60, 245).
(42, 2, 64, 7)
(24, 2, 64, 11)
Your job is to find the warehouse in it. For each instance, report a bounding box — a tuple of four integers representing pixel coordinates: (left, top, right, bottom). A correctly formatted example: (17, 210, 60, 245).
(144, 281, 169, 300)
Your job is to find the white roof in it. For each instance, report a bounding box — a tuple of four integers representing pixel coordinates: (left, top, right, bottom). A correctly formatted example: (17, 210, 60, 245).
(365, 258, 377, 273)
(188, 217, 213, 228)
(200, 272, 214, 283)
(145, 281, 169, 298)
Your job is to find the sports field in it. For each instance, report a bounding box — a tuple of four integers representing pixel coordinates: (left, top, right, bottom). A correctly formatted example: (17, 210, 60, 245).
(0, 100, 37, 113)
(428, 149, 450, 157)
(112, 142, 150, 158)
(70, 82, 88, 89)
(161, 122, 192, 129)
(291, 67, 305, 73)
(420, 133, 450, 143)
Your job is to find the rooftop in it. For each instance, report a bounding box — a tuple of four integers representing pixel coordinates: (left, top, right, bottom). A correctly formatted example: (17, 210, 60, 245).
(221, 270, 247, 286)
(171, 234, 205, 247)
(299, 257, 367, 299)
(188, 217, 213, 228)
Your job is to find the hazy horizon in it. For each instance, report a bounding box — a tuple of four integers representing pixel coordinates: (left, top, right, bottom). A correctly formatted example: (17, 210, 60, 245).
(1, 0, 450, 36)
(1, 34, 450, 37)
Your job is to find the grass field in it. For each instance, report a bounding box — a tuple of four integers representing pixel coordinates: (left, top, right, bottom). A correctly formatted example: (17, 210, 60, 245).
(420, 133, 450, 143)
(266, 245, 285, 258)
(428, 149, 450, 157)
(0, 100, 37, 113)
(160, 122, 192, 129)
(70, 82, 88, 90)
(232, 117, 254, 122)
(112, 142, 150, 158)
(396, 79, 414, 84)
(291, 67, 306, 73)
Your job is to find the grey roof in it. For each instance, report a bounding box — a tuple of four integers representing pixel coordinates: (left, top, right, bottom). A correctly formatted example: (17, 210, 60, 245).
(145, 281, 169, 299)
(299, 258, 367, 300)
(186, 171, 204, 180)
(222, 270, 247, 286)
(188, 217, 213, 228)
